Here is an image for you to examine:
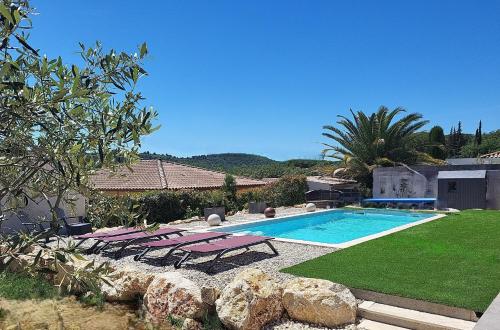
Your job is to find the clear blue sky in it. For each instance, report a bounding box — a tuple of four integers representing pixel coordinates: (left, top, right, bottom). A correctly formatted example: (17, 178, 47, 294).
(31, 1, 500, 160)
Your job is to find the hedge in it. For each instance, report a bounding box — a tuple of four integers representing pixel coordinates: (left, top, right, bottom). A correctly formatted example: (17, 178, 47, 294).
(87, 175, 308, 227)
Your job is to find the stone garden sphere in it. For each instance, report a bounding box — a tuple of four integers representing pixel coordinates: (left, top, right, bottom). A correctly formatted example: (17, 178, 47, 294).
(264, 207, 276, 218)
(306, 203, 316, 212)
(207, 214, 222, 226)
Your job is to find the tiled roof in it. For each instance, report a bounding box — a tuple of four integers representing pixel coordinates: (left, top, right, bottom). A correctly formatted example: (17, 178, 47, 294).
(91, 159, 266, 191)
(480, 151, 500, 159)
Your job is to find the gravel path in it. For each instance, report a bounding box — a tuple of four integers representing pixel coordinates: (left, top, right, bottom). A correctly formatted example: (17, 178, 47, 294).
(75, 206, 337, 288)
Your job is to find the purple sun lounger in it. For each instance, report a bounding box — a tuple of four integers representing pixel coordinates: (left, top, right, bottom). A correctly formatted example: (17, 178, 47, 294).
(133, 232, 230, 265)
(73, 226, 145, 251)
(174, 235, 278, 272)
(94, 227, 185, 258)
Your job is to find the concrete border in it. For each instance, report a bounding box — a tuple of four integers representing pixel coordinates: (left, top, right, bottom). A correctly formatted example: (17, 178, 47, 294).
(474, 293, 500, 329)
(196, 209, 446, 249)
(351, 288, 479, 322)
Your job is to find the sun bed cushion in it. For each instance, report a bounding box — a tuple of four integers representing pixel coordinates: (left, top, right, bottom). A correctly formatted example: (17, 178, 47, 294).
(181, 235, 271, 253)
(100, 227, 183, 242)
(75, 227, 143, 239)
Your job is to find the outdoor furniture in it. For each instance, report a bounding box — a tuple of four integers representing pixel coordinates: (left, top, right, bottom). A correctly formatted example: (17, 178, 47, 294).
(133, 231, 230, 264)
(94, 227, 185, 258)
(173, 235, 278, 272)
(305, 189, 343, 208)
(17, 210, 49, 234)
(74, 226, 146, 251)
(55, 208, 92, 236)
(248, 201, 267, 214)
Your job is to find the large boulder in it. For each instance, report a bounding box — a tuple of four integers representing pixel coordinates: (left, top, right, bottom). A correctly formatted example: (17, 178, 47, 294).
(144, 272, 206, 322)
(215, 268, 283, 330)
(101, 267, 155, 302)
(282, 277, 357, 327)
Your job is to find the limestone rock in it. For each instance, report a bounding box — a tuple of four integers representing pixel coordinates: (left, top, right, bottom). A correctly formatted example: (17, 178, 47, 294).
(201, 286, 221, 306)
(102, 267, 155, 302)
(282, 277, 357, 327)
(144, 272, 206, 322)
(182, 318, 203, 330)
(216, 268, 283, 330)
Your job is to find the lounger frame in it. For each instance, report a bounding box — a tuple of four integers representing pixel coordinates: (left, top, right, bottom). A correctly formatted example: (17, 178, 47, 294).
(174, 238, 278, 272)
(133, 232, 230, 265)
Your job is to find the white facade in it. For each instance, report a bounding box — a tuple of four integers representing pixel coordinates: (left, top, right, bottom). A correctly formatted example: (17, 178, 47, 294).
(0, 193, 86, 233)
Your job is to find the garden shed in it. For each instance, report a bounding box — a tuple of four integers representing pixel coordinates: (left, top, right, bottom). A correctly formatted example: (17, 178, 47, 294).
(437, 170, 487, 210)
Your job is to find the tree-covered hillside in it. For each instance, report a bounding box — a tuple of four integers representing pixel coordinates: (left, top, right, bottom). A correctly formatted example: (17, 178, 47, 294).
(140, 152, 330, 179)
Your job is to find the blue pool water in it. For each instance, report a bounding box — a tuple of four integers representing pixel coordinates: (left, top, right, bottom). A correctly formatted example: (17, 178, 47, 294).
(212, 209, 435, 245)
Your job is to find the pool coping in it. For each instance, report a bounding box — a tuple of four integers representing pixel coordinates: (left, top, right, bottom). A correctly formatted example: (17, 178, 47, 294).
(193, 209, 447, 249)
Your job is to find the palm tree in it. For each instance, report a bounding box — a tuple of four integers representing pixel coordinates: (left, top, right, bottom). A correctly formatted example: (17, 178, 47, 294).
(322, 106, 437, 189)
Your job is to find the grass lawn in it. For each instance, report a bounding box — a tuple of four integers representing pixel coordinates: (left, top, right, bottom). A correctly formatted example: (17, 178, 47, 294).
(282, 210, 500, 312)
(0, 272, 58, 300)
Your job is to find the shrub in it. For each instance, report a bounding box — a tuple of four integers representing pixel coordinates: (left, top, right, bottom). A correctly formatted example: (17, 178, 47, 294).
(87, 175, 308, 226)
(87, 192, 147, 228)
(237, 175, 308, 208)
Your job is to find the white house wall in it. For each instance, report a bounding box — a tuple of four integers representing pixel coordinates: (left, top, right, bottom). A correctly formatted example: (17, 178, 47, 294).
(0, 193, 86, 233)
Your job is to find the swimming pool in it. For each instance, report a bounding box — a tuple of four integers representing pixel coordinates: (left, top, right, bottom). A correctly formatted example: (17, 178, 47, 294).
(210, 209, 442, 247)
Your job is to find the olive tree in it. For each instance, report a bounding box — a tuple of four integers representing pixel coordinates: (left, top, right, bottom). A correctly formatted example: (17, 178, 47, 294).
(0, 0, 157, 287)
(0, 0, 157, 226)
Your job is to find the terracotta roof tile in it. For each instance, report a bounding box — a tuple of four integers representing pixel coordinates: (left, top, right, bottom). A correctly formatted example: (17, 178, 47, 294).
(91, 159, 266, 191)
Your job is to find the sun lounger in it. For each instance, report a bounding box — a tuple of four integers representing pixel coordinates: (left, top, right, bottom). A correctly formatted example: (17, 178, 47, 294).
(174, 235, 278, 272)
(133, 232, 230, 264)
(73, 226, 145, 251)
(95, 227, 185, 258)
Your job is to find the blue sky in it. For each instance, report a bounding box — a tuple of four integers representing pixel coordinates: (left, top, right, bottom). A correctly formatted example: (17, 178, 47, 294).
(31, 1, 500, 160)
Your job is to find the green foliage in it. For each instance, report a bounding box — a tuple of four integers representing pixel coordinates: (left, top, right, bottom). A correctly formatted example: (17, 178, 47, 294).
(428, 126, 447, 159)
(0, 271, 58, 300)
(238, 175, 308, 208)
(222, 174, 237, 211)
(460, 130, 500, 158)
(166, 314, 184, 328)
(222, 174, 237, 201)
(87, 175, 308, 225)
(140, 152, 328, 179)
(87, 192, 147, 228)
(0, 0, 157, 230)
(202, 312, 224, 330)
(322, 106, 436, 189)
(129, 190, 225, 223)
(78, 289, 105, 309)
(140, 152, 276, 170)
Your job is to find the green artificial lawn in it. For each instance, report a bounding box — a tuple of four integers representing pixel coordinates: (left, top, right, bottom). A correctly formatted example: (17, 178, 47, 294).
(0, 272, 58, 300)
(282, 210, 500, 312)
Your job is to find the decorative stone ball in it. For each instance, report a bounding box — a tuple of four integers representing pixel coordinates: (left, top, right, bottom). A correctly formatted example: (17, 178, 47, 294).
(207, 214, 222, 226)
(305, 203, 316, 212)
(264, 207, 276, 218)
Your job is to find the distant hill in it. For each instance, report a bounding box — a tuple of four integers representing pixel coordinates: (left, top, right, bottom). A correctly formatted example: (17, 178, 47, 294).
(140, 152, 330, 179)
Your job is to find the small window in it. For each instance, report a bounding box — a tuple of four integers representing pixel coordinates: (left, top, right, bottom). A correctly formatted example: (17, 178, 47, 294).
(448, 181, 457, 192)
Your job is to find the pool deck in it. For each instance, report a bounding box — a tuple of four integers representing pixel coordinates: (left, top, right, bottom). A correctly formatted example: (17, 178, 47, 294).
(71, 207, 445, 290)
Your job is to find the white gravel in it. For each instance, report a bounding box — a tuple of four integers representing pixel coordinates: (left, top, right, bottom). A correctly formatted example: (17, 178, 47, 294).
(74, 206, 337, 289)
(65, 206, 370, 330)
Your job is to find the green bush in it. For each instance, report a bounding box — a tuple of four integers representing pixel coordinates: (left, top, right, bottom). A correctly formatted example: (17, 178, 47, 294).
(87, 175, 308, 226)
(237, 175, 308, 208)
(87, 192, 147, 228)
